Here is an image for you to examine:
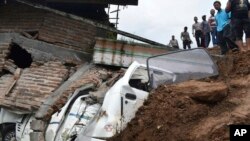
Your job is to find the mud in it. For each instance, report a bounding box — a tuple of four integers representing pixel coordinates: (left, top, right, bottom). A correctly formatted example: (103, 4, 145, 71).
(109, 49, 250, 141)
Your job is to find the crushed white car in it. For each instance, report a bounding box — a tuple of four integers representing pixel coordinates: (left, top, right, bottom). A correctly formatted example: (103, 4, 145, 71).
(0, 48, 218, 141)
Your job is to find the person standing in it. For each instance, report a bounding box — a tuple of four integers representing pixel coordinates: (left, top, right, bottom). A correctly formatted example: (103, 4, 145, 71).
(192, 16, 203, 47)
(209, 9, 218, 46)
(181, 26, 192, 50)
(201, 15, 211, 48)
(168, 35, 179, 49)
(226, 0, 250, 51)
(213, 1, 239, 55)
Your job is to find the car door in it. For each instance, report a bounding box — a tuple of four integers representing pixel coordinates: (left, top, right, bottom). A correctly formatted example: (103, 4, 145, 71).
(120, 66, 149, 130)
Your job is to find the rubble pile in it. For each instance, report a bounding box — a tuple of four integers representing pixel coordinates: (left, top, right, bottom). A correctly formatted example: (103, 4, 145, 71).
(109, 50, 250, 141)
(0, 41, 122, 125)
(0, 43, 78, 112)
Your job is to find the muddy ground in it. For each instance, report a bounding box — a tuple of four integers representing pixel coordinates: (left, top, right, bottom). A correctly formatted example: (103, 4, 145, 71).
(109, 47, 250, 141)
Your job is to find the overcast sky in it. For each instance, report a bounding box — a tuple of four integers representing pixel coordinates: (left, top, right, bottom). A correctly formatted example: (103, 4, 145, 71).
(109, 0, 227, 48)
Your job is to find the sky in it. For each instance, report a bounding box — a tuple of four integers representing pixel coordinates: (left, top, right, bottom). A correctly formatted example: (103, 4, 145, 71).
(108, 0, 228, 48)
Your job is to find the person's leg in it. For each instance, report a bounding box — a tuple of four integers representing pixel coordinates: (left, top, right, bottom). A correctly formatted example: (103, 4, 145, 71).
(211, 28, 217, 46)
(246, 38, 250, 50)
(187, 40, 191, 49)
(208, 32, 211, 47)
(183, 41, 186, 50)
(200, 34, 206, 48)
(235, 40, 244, 50)
(195, 32, 200, 47)
(223, 24, 239, 51)
(225, 38, 239, 51)
(243, 18, 250, 51)
(232, 19, 246, 51)
(198, 31, 203, 47)
(205, 33, 211, 48)
(217, 31, 228, 55)
(214, 29, 218, 46)
(214, 29, 218, 45)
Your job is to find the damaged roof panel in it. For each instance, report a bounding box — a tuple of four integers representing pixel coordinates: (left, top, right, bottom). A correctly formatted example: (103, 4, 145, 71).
(0, 41, 91, 114)
(0, 41, 115, 115)
(0, 59, 69, 112)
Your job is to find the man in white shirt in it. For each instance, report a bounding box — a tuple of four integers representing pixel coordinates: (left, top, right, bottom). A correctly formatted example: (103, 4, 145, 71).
(181, 27, 192, 49)
(168, 35, 179, 49)
(192, 16, 203, 47)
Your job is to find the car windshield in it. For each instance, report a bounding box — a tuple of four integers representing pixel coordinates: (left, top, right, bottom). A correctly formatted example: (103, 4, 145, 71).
(147, 48, 218, 89)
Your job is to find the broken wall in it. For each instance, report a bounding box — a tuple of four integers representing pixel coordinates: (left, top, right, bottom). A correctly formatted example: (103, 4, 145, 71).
(0, 2, 97, 53)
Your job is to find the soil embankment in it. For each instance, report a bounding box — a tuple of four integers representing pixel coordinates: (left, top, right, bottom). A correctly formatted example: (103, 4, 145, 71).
(109, 48, 250, 141)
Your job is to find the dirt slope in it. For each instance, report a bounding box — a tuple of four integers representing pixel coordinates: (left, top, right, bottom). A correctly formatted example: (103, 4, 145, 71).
(109, 49, 250, 141)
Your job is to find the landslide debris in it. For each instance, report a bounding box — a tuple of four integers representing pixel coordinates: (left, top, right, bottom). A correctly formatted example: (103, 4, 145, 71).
(109, 49, 250, 141)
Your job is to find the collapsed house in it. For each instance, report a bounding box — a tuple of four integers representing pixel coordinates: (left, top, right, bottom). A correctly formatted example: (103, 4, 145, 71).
(0, 0, 175, 140)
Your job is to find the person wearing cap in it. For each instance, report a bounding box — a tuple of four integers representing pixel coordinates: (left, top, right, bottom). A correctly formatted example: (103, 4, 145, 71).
(213, 0, 239, 55)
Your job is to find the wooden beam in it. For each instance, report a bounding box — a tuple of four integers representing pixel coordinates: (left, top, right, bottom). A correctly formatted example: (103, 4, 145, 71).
(45, 0, 138, 5)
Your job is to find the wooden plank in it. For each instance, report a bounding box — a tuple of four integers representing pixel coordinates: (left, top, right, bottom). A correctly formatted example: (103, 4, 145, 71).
(5, 68, 21, 96)
(21, 31, 33, 39)
(4, 79, 17, 96)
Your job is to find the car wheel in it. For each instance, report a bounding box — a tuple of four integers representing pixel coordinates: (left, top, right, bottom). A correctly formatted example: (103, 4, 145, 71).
(2, 125, 16, 141)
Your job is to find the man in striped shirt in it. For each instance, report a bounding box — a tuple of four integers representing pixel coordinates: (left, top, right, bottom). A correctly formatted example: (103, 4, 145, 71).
(209, 9, 218, 46)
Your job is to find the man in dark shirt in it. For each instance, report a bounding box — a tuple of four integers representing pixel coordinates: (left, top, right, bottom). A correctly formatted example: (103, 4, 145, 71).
(201, 15, 211, 48)
(181, 27, 192, 50)
(226, 0, 250, 51)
